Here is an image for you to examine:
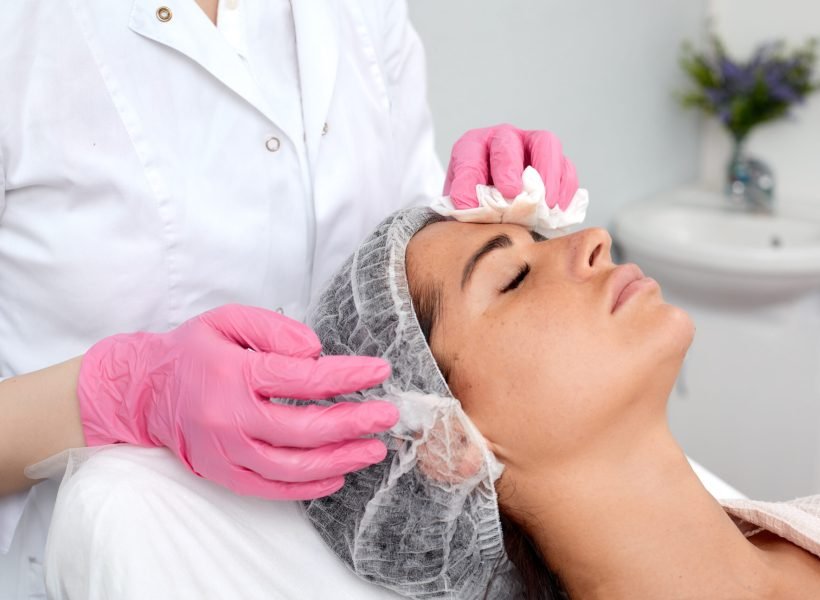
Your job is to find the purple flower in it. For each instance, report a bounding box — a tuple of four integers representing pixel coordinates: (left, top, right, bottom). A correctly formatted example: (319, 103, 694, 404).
(767, 78, 800, 103)
(704, 87, 726, 106)
(718, 57, 759, 96)
(718, 107, 732, 125)
(680, 35, 818, 139)
(748, 41, 780, 69)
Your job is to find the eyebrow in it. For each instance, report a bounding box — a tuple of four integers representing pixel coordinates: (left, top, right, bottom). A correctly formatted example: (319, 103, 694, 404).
(460, 230, 545, 290)
(461, 234, 513, 289)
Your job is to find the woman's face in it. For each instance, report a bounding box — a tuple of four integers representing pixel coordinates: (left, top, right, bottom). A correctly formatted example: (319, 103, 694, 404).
(405, 221, 694, 483)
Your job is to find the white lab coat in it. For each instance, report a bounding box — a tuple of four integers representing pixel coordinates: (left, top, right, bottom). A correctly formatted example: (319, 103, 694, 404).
(0, 0, 443, 596)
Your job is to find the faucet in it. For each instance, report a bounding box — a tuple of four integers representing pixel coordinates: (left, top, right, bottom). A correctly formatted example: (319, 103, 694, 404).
(726, 157, 776, 214)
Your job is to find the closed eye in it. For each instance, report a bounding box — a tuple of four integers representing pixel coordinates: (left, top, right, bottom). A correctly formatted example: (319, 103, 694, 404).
(501, 263, 530, 293)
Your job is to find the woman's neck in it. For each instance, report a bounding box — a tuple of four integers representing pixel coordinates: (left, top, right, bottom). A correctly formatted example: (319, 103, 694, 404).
(506, 420, 779, 599)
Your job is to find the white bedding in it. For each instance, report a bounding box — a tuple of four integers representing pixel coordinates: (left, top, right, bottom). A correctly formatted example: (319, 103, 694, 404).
(42, 446, 745, 599)
(43, 446, 403, 600)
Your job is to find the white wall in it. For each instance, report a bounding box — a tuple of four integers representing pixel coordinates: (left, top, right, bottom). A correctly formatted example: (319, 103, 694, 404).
(408, 0, 709, 230)
(408, 1, 819, 499)
(700, 0, 820, 205)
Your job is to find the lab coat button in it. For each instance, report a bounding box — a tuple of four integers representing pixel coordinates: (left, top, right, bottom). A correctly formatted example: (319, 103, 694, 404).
(265, 136, 281, 152)
(156, 6, 172, 22)
(322, 122, 329, 136)
(275, 307, 284, 314)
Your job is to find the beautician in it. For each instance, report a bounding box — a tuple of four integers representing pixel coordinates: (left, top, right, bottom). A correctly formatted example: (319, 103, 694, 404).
(0, 1, 565, 597)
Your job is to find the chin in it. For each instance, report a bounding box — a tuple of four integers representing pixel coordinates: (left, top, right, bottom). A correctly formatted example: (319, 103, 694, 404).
(660, 302, 695, 358)
(633, 304, 694, 408)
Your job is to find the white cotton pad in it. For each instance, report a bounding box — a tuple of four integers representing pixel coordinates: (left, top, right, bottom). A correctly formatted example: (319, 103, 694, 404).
(431, 166, 589, 236)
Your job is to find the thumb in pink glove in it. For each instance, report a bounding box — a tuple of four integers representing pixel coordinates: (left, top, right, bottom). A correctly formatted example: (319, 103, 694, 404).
(77, 304, 398, 501)
(443, 123, 579, 211)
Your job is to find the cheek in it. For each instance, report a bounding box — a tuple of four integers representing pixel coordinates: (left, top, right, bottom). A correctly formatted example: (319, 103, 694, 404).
(449, 300, 693, 465)
(444, 285, 695, 467)
(450, 311, 603, 461)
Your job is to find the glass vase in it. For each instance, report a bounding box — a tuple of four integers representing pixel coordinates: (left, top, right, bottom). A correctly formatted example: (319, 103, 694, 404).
(725, 135, 748, 205)
(724, 133, 776, 213)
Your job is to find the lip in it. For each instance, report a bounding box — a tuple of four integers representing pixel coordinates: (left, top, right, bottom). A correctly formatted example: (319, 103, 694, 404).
(609, 263, 648, 314)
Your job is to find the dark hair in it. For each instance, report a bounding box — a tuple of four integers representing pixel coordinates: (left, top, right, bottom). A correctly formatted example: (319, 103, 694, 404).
(408, 269, 568, 600)
(499, 511, 569, 600)
(408, 276, 450, 381)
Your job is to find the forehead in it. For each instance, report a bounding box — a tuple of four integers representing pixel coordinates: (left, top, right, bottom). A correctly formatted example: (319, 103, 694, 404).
(406, 220, 527, 282)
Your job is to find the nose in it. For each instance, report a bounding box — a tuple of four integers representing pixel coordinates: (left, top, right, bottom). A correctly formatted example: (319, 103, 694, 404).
(568, 227, 613, 277)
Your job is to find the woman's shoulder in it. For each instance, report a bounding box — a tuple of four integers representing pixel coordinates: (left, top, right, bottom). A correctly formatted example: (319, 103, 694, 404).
(721, 495, 820, 560)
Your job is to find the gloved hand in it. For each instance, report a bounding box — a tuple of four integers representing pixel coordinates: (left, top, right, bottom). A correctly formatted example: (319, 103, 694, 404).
(77, 304, 397, 500)
(443, 124, 578, 211)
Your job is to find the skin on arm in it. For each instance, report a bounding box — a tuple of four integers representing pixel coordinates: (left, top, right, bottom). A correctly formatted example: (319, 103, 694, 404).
(0, 357, 86, 496)
(0, 0, 210, 497)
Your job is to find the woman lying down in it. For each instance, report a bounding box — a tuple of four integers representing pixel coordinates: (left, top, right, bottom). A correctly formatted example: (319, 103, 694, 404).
(301, 207, 820, 599)
(45, 208, 820, 599)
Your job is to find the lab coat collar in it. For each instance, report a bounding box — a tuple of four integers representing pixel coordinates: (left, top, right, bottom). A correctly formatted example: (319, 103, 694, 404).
(128, 0, 303, 148)
(291, 0, 339, 173)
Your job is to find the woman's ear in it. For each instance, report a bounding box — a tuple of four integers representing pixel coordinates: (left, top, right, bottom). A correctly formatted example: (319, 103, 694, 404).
(416, 413, 491, 484)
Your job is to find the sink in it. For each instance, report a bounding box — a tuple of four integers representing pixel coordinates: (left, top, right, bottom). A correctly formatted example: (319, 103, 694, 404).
(611, 187, 820, 304)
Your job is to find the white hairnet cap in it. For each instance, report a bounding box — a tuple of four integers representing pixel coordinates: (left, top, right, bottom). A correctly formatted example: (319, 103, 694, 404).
(305, 207, 523, 599)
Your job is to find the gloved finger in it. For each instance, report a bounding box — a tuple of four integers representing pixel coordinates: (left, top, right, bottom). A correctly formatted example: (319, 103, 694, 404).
(442, 148, 457, 196)
(488, 126, 525, 199)
(246, 400, 399, 448)
(200, 303, 322, 358)
(224, 465, 345, 500)
(447, 129, 492, 209)
(557, 156, 579, 211)
(233, 438, 388, 483)
(448, 166, 489, 209)
(249, 353, 391, 399)
(525, 130, 564, 209)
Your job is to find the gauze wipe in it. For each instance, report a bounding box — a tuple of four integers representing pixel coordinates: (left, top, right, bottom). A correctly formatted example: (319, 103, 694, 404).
(432, 165, 589, 236)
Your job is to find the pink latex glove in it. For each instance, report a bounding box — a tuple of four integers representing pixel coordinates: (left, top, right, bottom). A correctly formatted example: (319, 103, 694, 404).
(77, 304, 398, 501)
(443, 124, 579, 211)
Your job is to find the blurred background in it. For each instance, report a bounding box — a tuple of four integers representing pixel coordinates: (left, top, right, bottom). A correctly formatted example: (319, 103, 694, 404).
(409, 0, 820, 501)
